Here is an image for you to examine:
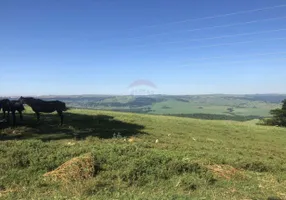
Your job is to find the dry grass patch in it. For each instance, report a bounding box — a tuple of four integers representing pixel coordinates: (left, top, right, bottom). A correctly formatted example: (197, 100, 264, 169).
(206, 164, 245, 180)
(258, 174, 286, 199)
(43, 153, 97, 183)
(0, 188, 16, 198)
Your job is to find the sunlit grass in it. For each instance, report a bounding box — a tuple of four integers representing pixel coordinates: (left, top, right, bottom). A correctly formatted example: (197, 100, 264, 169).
(0, 108, 286, 199)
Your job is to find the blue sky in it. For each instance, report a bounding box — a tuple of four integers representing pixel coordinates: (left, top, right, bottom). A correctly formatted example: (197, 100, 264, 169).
(1, 0, 286, 96)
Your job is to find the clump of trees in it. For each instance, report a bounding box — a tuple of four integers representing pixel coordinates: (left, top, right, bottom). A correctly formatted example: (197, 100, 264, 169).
(262, 99, 286, 127)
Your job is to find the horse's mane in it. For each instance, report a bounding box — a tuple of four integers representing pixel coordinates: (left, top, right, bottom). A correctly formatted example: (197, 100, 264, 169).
(0, 98, 9, 102)
(23, 97, 36, 100)
(22, 97, 65, 105)
(22, 97, 45, 102)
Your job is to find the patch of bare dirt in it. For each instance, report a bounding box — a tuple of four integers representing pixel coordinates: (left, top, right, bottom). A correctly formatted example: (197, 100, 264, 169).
(206, 164, 245, 180)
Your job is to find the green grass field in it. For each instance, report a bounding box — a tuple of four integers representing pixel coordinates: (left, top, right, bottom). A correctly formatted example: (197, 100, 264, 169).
(151, 96, 281, 116)
(151, 99, 278, 116)
(1, 108, 286, 199)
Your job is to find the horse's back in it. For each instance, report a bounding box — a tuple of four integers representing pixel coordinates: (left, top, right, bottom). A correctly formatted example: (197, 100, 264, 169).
(30, 99, 67, 111)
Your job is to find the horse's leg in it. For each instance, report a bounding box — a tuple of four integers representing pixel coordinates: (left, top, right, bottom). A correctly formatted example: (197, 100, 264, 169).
(7, 111, 10, 123)
(2, 110, 5, 119)
(12, 111, 16, 126)
(19, 110, 23, 121)
(57, 110, 63, 126)
(36, 112, 40, 123)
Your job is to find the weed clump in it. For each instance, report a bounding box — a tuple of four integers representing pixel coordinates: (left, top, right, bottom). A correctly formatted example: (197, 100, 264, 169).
(238, 161, 271, 172)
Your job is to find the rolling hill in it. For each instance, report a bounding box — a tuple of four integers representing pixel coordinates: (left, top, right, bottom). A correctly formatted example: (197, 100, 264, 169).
(3, 94, 284, 122)
(4, 94, 286, 119)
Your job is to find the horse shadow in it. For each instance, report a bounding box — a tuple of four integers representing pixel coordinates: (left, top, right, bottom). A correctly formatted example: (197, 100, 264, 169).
(0, 112, 147, 141)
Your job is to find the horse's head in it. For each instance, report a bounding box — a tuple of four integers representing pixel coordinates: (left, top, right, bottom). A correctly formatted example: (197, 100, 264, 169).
(18, 96, 25, 104)
(18, 96, 36, 105)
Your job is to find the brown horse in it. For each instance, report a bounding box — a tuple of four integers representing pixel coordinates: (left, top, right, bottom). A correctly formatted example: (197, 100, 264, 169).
(19, 96, 68, 125)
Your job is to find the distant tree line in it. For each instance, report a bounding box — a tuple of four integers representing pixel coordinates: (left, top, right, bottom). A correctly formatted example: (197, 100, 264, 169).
(166, 113, 262, 122)
(235, 95, 286, 103)
(66, 97, 164, 109)
(175, 98, 189, 103)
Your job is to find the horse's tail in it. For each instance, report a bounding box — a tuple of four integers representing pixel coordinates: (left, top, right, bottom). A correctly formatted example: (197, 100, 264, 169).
(62, 107, 69, 111)
(65, 107, 71, 111)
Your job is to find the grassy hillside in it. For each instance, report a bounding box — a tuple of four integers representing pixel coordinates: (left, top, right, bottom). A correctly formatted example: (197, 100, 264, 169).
(0, 108, 286, 199)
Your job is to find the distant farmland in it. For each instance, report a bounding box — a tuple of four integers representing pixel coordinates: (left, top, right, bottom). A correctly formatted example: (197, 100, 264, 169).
(20, 94, 286, 121)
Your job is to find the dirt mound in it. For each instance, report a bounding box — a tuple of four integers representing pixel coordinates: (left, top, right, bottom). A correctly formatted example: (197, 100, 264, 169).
(206, 164, 245, 180)
(0, 188, 15, 198)
(43, 153, 97, 183)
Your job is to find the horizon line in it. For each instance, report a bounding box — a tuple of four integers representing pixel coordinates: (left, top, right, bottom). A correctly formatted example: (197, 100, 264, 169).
(1, 93, 286, 98)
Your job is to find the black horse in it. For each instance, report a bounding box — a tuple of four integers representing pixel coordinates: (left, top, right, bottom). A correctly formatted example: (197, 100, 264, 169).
(0, 99, 25, 126)
(19, 96, 68, 125)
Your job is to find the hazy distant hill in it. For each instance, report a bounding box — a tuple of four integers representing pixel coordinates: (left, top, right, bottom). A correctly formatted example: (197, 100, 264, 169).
(3, 94, 282, 121)
(2, 94, 285, 121)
